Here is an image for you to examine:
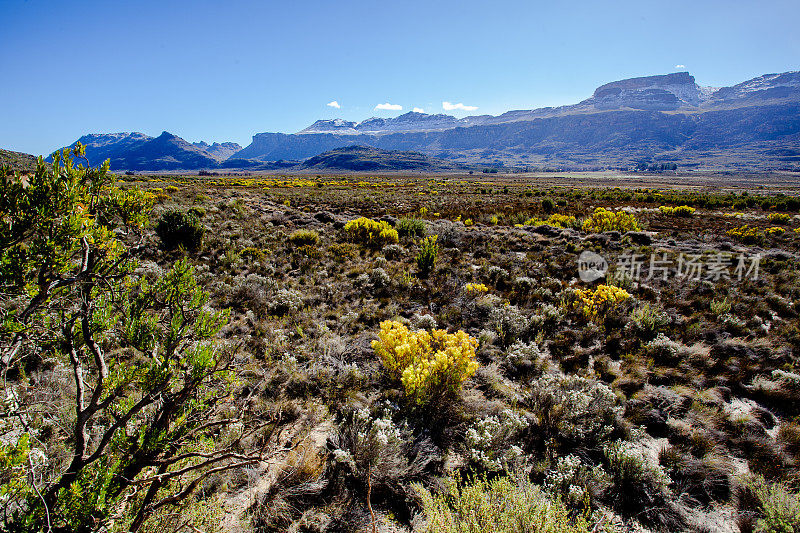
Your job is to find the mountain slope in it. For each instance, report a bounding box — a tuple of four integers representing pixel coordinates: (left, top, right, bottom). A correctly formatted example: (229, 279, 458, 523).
(192, 141, 242, 161)
(300, 145, 472, 171)
(55, 132, 225, 171)
(0, 148, 38, 172)
(234, 70, 800, 170)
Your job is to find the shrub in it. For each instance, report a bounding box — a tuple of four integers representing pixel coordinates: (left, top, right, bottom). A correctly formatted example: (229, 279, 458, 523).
(582, 207, 640, 233)
(659, 205, 696, 217)
(414, 474, 611, 533)
(603, 440, 674, 527)
(465, 409, 527, 471)
(416, 235, 439, 277)
(767, 212, 791, 224)
(372, 320, 478, 405)
(524, 213, 578, 229)
(396, 217, 426, 238)
(765, 226, 786, 237)
(710, 296, 732, 317)
(288, 228, 320, 246)
(464, 282, 489, 295)
(343, 217, 398, 247)
(240, 246, 265, 262)
(630, 303, 670, 339)
(740, 474, 800, 533)
(544, 454, 609, 510)
(727, 224, 764, 244)
(528, 373, 622, 449)
(269, 288, 304, 316)
(489, 304, 530, 347)
(155, 209, 205, 250)
(574, 284, 632, 321)
(541, 197, 555, 213)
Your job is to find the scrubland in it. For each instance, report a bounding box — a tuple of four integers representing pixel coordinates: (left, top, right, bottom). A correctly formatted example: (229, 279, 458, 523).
(3, 159, 800, 532)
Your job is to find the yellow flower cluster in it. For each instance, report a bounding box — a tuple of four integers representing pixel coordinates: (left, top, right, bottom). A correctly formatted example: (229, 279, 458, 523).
(575, 284, 631, 321)
(726, 224, 764, 244)
(343, 217, 399, 247)
(767, 213, 791, 224)
(658, 205, 695, 217)
(464, 283, 489, 295)
(582, 208, 640, 233)
(372, 320, 478, 405)
(524, 213, 577, 228)
(765, 226, 786, 236)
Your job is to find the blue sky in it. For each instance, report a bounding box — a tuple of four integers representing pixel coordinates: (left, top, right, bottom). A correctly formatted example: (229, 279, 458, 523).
(1, 0, 798, 155)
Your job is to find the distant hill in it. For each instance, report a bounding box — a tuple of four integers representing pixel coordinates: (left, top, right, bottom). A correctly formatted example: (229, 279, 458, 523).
(191, 141, 242, 161)
(0, 148, 38, 172)
(300, 145, 472, 171)
(52, 132, 238, 171)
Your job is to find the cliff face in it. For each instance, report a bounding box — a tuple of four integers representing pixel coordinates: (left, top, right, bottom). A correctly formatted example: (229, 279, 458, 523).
(232, 70, 800, 170)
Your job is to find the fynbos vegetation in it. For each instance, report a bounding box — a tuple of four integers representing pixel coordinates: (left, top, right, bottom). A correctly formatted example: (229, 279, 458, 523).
(2, 159, 800, 532)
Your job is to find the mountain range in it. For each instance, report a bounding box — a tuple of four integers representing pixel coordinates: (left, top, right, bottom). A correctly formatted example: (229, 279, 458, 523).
(49, 70, 800, 172)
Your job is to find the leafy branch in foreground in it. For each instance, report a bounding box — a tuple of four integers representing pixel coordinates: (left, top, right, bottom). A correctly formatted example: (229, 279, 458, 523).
(0, 146, 289, 532)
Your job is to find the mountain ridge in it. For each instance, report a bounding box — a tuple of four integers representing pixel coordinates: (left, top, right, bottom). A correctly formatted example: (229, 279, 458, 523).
(51, 70, 800, 171)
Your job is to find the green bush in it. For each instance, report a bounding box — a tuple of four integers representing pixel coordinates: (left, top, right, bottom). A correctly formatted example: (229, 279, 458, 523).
(414, 475, 612, 532)
(416, 235, 439, 277)
(288, 228, 320, 246)
(396, 217, 426, 238)
(542, 197, 555, 213)
(742, 474, 800, 533)
(155, 209, 205, 250)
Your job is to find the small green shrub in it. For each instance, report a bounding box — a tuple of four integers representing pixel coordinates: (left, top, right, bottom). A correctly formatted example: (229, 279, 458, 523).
(739, 474, 800, 533)
(240, 247, 265, 261)
(414, 474, 612, 533)
(710, 297, 732, 317)
(630, 303, 670, 339)
(416, 235, 439, 277)
(541, 197, 555, 213)
(603, 440, 674, 527)
(155, 209, 205, 250)
(288, 229, 320, 246)
(396, 217, 426, 238)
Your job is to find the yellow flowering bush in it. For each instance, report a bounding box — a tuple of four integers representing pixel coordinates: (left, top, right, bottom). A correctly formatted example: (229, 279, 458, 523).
(659, 205, 695, 217)
(582, 207, 640, 233)
(767, 213, 791, 224)
(575, 284, 632, 321)
(523, 213, 577, 228)
(765, 226, 786, 236)
(372, 320, 478, 405)
(727, 224, 764, 244)
(464, 283, 489, 295)
(343, 217, 399, 248)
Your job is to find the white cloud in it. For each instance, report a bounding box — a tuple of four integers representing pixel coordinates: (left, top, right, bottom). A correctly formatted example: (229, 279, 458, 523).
(443, 101, 478, 111)
(326, 100, 341, 109)
(413, 107, 425, 113)
(375, 102, 402, 111)
(674, 64, 686, 69)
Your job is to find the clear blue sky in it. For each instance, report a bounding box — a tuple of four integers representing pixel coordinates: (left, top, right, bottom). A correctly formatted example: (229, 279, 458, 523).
(1, 0, 798, 156)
